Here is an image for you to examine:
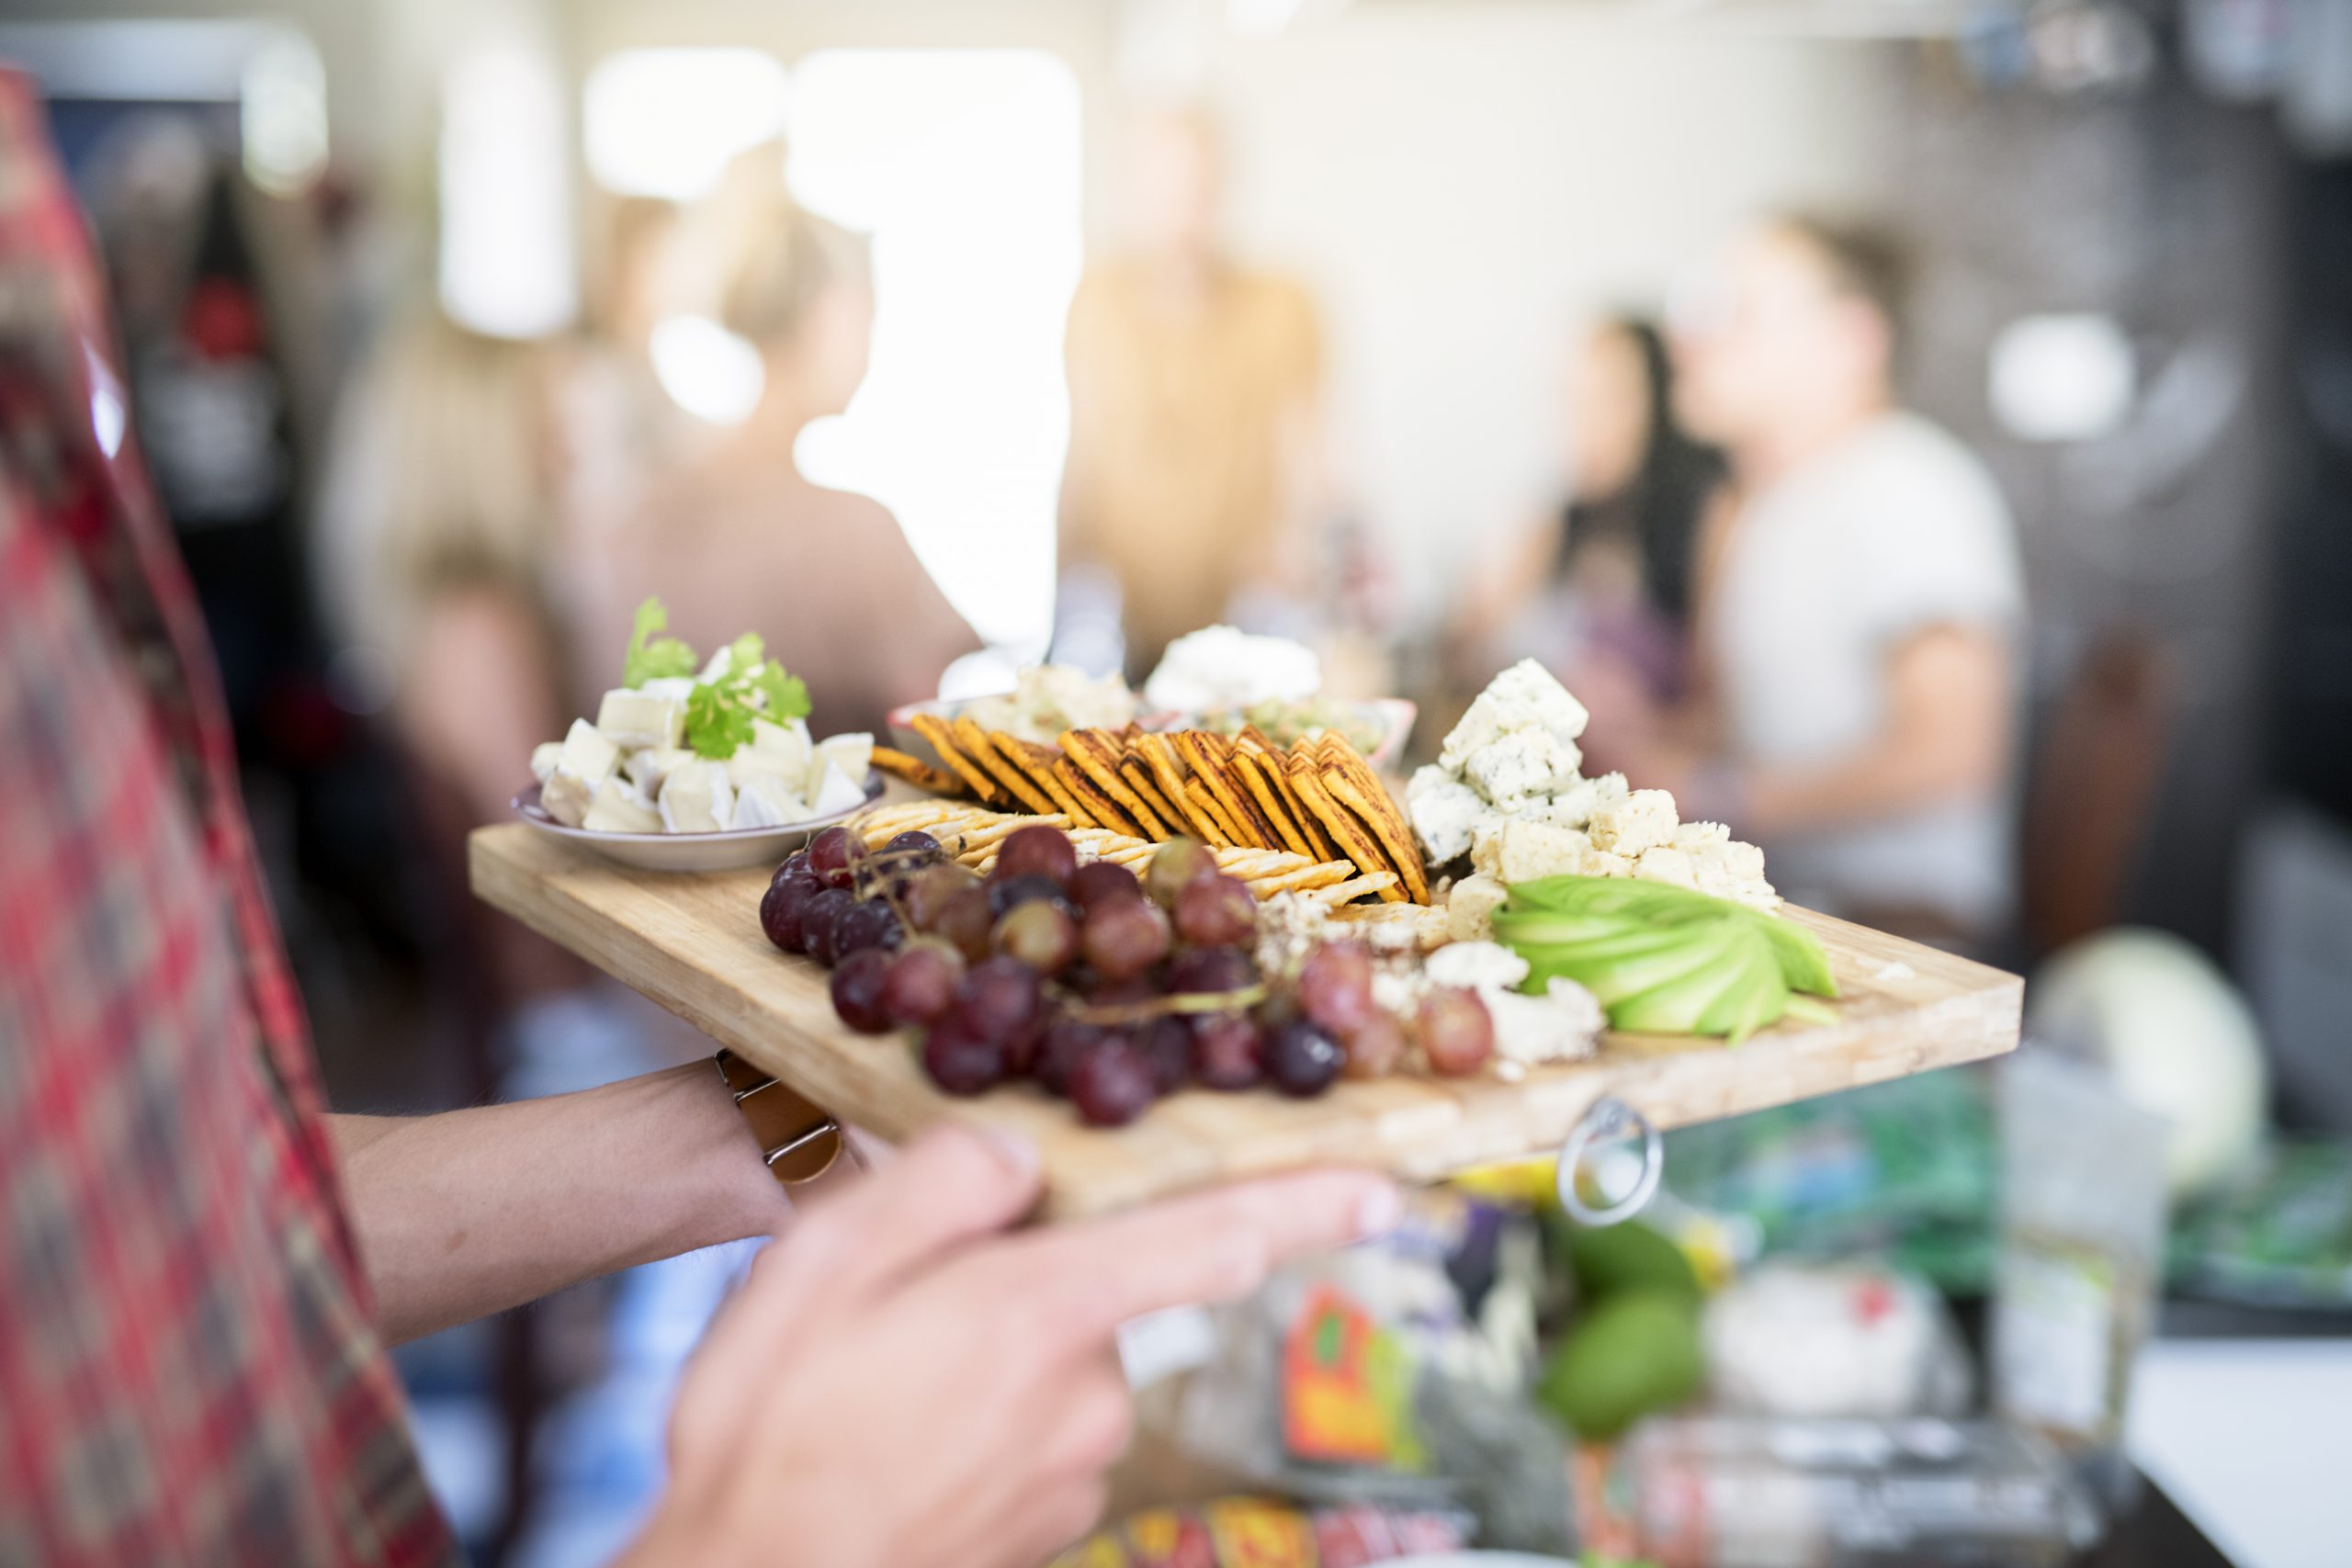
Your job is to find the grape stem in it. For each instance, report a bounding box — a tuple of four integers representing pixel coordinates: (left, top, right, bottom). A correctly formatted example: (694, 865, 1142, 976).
(1073, 983, 1270, 1027)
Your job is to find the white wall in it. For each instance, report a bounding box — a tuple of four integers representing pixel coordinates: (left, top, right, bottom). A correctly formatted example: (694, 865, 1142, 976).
(1195, 6, 1899, 623)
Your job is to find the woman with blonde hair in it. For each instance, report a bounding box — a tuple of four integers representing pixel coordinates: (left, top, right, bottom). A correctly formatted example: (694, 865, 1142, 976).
(574, 142, 978, 738)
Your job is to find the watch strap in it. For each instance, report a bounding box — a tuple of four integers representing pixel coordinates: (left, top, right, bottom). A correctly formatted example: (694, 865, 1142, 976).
(714, 1048, 842, 1184)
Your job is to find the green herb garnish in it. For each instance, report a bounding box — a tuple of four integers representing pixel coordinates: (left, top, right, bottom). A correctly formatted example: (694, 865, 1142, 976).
(617, 597, 814, 760)
(622, 597, 696, 687)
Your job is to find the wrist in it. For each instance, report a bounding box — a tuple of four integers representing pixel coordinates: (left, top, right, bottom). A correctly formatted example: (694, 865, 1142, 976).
(671, 1060, 794, 1241)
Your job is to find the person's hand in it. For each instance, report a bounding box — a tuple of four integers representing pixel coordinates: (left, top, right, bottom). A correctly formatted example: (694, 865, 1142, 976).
(624, 1124, 1399, 1568)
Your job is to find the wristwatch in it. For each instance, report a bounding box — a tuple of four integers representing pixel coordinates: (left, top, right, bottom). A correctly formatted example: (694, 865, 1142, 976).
(714, 1048, 843, 1184)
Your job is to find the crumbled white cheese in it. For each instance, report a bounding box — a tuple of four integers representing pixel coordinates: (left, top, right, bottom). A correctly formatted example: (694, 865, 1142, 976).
(1634, 845, 1701, 892)
(1439, 658, 1590, 771)
(1588, 789, 1679, 857)
(1408, 765, 1487, 863)
(1425, 940, 1531, 992)
(1462, 727, 1582, 806)
(1446, 874, 1510, 942)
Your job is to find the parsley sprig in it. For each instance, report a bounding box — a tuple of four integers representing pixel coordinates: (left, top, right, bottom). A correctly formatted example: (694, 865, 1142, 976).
(619, 598, 811, 760)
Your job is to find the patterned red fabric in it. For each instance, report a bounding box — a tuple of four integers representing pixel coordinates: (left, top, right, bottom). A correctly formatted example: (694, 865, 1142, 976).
(0, 70, 458, 1565)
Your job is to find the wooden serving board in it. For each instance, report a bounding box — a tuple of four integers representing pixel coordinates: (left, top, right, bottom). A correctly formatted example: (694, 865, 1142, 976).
(470, 823, 2021, 1220)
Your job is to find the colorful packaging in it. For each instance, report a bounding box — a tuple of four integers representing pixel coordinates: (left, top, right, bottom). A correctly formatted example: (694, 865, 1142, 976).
(1047, 1497, 1470, 1568)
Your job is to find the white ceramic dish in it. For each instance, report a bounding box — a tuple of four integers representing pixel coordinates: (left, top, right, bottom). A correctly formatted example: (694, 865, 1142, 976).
(512, 772, 883, 873)
(885, 696, 1419, 772)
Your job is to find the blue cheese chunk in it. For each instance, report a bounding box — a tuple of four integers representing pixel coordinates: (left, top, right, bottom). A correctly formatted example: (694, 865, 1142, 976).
(1485, 980, 1605, 1066)
(1425, 940, 1531, 992)
(1587, 788, 1679, 857)
(595, 687, 685, 750)
(1407, 764, 1487, 863)
(1439, 658, 1591, 771)
(1462, 727, 1581, 806)
(1533, 771, 1630, 830)
(1633, 845, 1701, 891)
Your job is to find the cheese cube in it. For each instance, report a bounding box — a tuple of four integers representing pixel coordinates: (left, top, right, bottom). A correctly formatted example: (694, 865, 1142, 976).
(1445, 873, 1511, 942)
(815, 732, 874, 789)
(1462, 728, 1581, 806)
(1425, 940, 1532, 993)
(639, 676, 696, 703)
(541, 771, 596, 827)
(626, 746, 695, 795)
(1408, 765, 1487, 863)
(1532, 772, 1627, 830)
(1673, 820, 1732, 852)
(1633, 846, 1700, 892)
(1588, 789, 1679, 857)
(808, 761, 870, 818)
(529, 741, 563, 784)
(583, 775, 663, 834)
(659, 761, 736, 833)
(553, 716, 619, 786)
(732, 773, 811, 830)
(595, 687, 686, 750)
(1439, 658, 1590, 771)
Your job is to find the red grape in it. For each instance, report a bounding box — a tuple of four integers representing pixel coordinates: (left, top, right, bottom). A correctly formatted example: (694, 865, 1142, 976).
(1297, 943, 1376, 1035)
(1166, 945, 1254, 997)
(904, 863, 981, 931)
(1081, 897, 1171, 982)
(1146, 838, 1219, 908)
(834, 898, 901, 959)
(1134, 1016, 1194, 1094)
(1418, 987, 1496, 1077)
(922, 1015, 1005, 1095)
(989, 874, 1071, 921)
(1069, 860, 1144, 912)
(830, 948, 895, 1033)
(1192, 1012, 1264, 1090)
(994, 901, 1079, 975)
(1341, 1011, 1407, 1078)
(1069, 1040, 1157, 1127)
(994, 825, 1079, 887)
(773, 851, 811, 886)
(807, 826, 859, 889)
(951, 957, 1046, 1047)
(801, 887, 855, 965)
(881, 941, 963, 1026)
(760, 872, 822, 953)
(884, 829, 943, 861)
(1174, 874, 1258, 948)
(933, 886, 996, 965)
(1264, 1020, 1344, 1097)
(1035, 1019, 1107, 1096)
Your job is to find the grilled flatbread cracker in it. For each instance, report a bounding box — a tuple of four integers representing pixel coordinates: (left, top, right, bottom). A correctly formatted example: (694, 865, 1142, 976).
(1007, 739, 1091, 826)
(1136, 735, 1221, 843)
(1254, 746, 1341, 862)
(869, 745, 965, 795)
(1059, 758, 1145, 838)
(1183, 777, 1242, 847)
(953, 718, 1056, 816)
(1116, 757, 1184, 840)
(1320, 762, 1430, 905)
(1230, 749, 1316, 859)
(1178, 731, 1280, 851)
(909, 713, 1001, 805)
(1287, 752, 1406, 903)
(1062, 729, 1162, 836)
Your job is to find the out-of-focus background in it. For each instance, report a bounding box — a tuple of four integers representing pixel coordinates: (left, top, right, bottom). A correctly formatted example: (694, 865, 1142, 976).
(5, 0, 2347, 1563)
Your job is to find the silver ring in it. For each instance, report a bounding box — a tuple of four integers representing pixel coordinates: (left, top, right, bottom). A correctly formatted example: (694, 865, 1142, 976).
(1555, 1096, 1663, 1226)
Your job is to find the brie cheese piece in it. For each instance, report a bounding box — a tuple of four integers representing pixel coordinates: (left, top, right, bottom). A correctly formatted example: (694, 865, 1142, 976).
(660, 761, 736, 833)
(814, 732, 873, 791)
(732, 773, 810, 830)
(582, 775, 663, 834)
(625, 746, 695, 795)
(595, 687, 686, 750)
(638, 676, 696, 703)
(729, 718, 814, 792)
(542, 718, 621, 826)
(541, 772, 597, 827)
(808, 761, 869, 818)
(529, 741, 562, 784)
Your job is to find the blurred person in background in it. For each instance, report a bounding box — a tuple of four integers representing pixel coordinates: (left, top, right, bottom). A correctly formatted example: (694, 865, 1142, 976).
(1057, 105, 1333, 675)
(0, 77, 1395, 1567)
(1593, 215, 2023, 947)
(575, 144, 977, 739)
(1450, 313, 1725, 706)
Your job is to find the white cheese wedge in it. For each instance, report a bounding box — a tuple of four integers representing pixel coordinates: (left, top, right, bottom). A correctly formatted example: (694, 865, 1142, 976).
(583, 775, 663, 833)
(542, 718, 620, 826)
(1408, 764, 1487, 863)
(660, 761, 736, 833)
(1588, 788, 1679, 857)
(729, 718, 814, 791)
(595, 687, 686, 750)
(541, 772, 596, 827)
(529, 741, 562, 784)
(639, 676, 696, 703)
(1439, 658, 1590, 771)
(732, 773, 811, 830)
(814, 732, 873, 790)
(808, 761, 870, 818)
(625, 746, 695, 795)
(1445, 873, 1511, 942)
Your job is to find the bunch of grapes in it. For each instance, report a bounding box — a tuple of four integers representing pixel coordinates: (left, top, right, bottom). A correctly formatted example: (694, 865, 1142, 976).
(762, 822, 1494, 1127)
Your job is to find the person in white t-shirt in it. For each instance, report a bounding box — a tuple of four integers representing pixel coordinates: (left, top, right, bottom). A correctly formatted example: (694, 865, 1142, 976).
(1589, 215, 2025, 943)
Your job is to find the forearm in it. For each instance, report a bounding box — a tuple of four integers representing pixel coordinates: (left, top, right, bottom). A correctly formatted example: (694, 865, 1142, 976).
(332, 1063, 789, 1344)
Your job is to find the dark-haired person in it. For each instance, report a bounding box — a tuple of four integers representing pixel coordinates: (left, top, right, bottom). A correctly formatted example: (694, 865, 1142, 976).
(0, 75, 1395, 1567)
(1452, 314, 1725, 705)
(1596, 215, 2024, 948)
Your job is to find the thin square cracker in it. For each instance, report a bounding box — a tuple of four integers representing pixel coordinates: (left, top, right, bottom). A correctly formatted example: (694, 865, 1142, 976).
(1059, 759, 1145, 838)
(1117, 757, 1184, 840)
(1259, 748, 1342, 862)
(870, 745, 965, 796)
(1320, 762, 1430, 905)
(1232, 749, 1316, 859)
(1012, 739, 1092, 827)
(1183, 777, 1242, 847)
(1287, 753, 1406, 903)
(1136, 736, 1222, 843)
(954, 718, 1056, 816)
(910, 712, 1001, 805)
(1179, 731, 1280, 851)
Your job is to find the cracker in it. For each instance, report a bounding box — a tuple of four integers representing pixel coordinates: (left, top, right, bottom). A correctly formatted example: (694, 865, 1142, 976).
(1320, 762, 1430, 905)
(1258, 748, 1342, 862)
(1287, 753, 1406, 903)
(1010, 739, 1092, 827)
(1136, 736, 1221, 843)
(1117, 757, 1184, 840)
(1063, 729, 1163, 836)
(1180, 731, 1281, 851)
(1060, 759, 1145, 838)
(1248, 859, 1359, 896)
(869, 745, 965, 796)
(1183, 778, 1242, 847)
(910, 713, 1001, 806)
(1232, 749, 1317, 859)
(1297, 870, 1401, 906)
(954, 718, 1056, 816)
